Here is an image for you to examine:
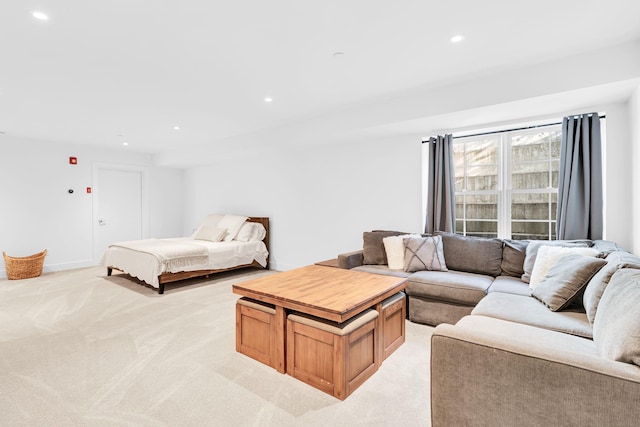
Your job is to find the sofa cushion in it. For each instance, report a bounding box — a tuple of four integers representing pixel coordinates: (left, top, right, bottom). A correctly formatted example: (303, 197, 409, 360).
(583, 250, 640, 324)
(382, 234, 422, 269)
(406, 270, 493, 306)
(532, 254, 606, 311)
(351, 265, 411, 278)
(471, 292, 593, 339)
(593, 268, 640, 366)
(403, 236, 448, 273)
(500, 239, 529, 277)
(521, 239, 592, 283)
(529, 246, 600, 290)
(436, 232, 503, 277)
(591, 240, 628, 257)
(362, 231, 405, 265)
(487, 276, 531, 296)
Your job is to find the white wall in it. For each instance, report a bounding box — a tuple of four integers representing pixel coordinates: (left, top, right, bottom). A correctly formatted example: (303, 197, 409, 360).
(630, 85, 640, 253)
(182, 99, 637, 270)
(601, 102, 633, 249)
(0, 137, 184, 277)
(184, 137, 422, 271)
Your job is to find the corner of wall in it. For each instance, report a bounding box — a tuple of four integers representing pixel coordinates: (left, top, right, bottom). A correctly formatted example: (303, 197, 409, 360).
(630, 85, 640, 253)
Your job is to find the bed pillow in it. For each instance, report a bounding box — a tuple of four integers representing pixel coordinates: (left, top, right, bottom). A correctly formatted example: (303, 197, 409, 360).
(193, 225, 227, 242)
(529, 246, 600, 290)
(235, 222, 267, 242)
(521, 239, 592, 283)
(217, 215, 249, 242)
(532, 253, 607, 311)
(200, 214, 225, 228)
(383, 234, 422, 270)
(403, 236, 448, 273)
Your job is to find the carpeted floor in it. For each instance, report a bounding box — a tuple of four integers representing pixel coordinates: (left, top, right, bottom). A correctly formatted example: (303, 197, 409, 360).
(0, 266, 433, 426)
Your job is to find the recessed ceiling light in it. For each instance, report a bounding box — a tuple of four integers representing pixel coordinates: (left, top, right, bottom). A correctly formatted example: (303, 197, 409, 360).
(122, 142, 129, 146)
(449, 35, 464, 43)
(32, 11, 49, 21)
(264, 97, 273, 103)
(173, 126, 180, 130)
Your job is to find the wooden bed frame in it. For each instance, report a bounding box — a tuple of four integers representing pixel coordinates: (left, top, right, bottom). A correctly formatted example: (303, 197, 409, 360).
(107, 217, 270, 294)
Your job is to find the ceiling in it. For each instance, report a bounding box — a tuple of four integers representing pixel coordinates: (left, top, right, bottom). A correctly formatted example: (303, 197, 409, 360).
(1, 1, 640, 160)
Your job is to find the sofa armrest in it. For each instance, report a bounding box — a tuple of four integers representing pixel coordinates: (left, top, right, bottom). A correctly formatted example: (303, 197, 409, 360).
(431, 316, 640, 427)
(337, 250, 364, 269)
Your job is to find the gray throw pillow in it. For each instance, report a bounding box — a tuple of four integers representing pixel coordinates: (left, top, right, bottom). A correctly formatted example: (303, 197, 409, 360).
(593, 268, 640, 366)
(583, 251, 640, 323)
(362, 231, 405, 265)
(521, 239, 592, 283)
(436, 232, 503, 276)
(532, 254, 606, 311)
(501, 239, 529, 277)
(403, 236, 448, 273)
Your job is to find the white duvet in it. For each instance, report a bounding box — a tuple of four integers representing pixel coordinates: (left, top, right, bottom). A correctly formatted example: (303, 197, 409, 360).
(101, 237, 269, 288)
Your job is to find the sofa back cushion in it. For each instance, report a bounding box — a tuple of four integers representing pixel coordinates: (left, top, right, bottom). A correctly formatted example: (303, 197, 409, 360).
(583, 250, 640, 323)
(593, 268, 640, 366)
(363, 231, 405, 265)
(501, 239, 529, 277)
(436, 232, 503, 277)
(521, 239, 592, 283)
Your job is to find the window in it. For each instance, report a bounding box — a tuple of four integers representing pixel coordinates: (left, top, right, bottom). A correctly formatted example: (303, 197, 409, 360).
(454, 126, 561, 240)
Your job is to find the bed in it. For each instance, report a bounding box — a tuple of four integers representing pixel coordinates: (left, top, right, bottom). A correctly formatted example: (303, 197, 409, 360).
(102, 216, 269, 294)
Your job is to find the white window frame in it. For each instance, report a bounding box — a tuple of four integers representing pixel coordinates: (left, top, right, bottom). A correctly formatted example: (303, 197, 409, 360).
(454, 125, 561, 239)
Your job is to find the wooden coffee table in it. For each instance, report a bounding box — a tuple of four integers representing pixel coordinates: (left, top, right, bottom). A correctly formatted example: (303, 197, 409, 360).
(232, 264, 407, 373)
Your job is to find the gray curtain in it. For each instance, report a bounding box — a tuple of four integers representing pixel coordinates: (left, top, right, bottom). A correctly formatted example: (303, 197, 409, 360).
(556, 113, 603, 240)
(425, 134, 456, 234)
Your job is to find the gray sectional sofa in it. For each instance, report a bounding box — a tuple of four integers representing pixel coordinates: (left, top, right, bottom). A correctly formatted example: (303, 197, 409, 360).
(338, 230, 640, 426)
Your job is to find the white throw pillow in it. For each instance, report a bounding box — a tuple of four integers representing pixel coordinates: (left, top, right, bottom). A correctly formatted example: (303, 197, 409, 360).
(235, 222, 267, 242)
(529, 245, 600, 290)
(217, 215, 248, 242)
(383, 234, 422, 270)
(200, 214, 224, 228)
(193, 225, 227, 242)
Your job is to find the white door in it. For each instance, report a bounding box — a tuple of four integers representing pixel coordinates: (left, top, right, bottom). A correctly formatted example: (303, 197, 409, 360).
(94, 168, 143, 260)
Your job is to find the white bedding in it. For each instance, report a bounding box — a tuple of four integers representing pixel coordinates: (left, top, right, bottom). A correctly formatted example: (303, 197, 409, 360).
(101, 237, 269, 288)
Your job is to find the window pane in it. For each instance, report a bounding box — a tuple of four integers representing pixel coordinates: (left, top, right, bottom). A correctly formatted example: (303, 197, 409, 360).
(512, 162, 551, 189)
(466, 221, 497, 238)
(465, 194, 497, 220)
(465, 140, 497, 165)
(456, 220, 464, 234)
(511, 132, 558, 162)
(511, 193, 551, 220)
(551, 160, 559, 188)
(467, 166, 498, 191)
(550, 132, 561, 158)
(453, 144, 465, 169)
(512, 221, 549, 240)
(455, 168, 464, 191)
(455, 195, 464, 220)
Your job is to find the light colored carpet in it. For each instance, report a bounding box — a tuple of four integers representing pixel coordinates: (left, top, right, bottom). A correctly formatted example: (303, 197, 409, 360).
(0, 266, 433, 426)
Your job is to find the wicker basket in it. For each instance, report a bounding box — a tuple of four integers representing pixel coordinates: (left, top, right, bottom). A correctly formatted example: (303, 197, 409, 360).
(3, 250, 47, 280)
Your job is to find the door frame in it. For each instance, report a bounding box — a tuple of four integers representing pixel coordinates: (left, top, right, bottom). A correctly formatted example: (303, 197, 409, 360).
(92, 163, 150, 263)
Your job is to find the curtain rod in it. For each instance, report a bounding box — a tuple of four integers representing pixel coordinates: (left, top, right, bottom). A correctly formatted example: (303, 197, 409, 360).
(421, 114, 606, 142)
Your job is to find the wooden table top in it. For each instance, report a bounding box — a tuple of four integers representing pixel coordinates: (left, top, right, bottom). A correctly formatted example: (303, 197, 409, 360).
(232, 265, 407, 322)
